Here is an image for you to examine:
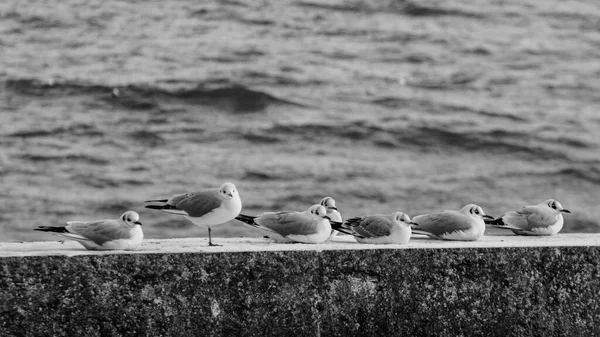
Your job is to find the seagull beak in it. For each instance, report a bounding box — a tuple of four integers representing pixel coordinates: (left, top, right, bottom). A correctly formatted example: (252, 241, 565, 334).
(134, 221, 143, 226)
(482, 214, 495, 220)
(409, 222, 419, 226)
(227, 193, 233, 197)
(330, 206, 338, 211)
(324, 215, 332, 221)
(561, 209, 571, 213)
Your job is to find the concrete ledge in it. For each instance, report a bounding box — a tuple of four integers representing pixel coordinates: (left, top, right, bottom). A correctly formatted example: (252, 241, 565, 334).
(1, 235, 600, 336)
(3, 233, 600, 257)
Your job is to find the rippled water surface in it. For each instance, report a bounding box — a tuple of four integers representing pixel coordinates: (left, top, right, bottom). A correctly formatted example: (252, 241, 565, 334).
(1, 0, 599, 241)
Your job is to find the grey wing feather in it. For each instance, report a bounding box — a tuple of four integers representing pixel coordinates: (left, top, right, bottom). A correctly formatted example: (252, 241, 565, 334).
(66, 220, 131, 245)
(412, 211, 471, 236)
(351, 216, 392, 238)
(255, 212, 319, 236)
(166, 192, 192, 205)
(175, 190, 222, 217)
(516, 206, 536, 215)
(506, 206, 555, 230)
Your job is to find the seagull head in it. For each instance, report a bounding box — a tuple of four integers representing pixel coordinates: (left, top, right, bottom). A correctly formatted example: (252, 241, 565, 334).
(220, 182, 238, 198)
(121, 211, 142, 227)
(462, 204, 493, 220)
(319, 197, 338, 210)
(546, 199, 570, 214)
(393, 212, 415, 227)
(308, 204, 328, 218)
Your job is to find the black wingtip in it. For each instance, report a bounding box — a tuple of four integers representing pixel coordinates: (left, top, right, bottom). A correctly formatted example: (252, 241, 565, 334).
(145, 204, 165, 210)
(235, 214, 257, 226)
(329, 220, 344, 230)
(34, 226, 68, 233)
(329, 221, 360, 237)
(144, 199, 168, 203)
(484, 218, 505, 226)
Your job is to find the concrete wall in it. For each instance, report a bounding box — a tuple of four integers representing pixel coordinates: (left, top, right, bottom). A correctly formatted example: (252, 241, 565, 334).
(1, 236, 599, 336)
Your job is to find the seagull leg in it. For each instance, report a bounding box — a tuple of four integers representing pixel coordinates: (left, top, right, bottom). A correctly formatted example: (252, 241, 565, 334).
(208, 227, 221, 247)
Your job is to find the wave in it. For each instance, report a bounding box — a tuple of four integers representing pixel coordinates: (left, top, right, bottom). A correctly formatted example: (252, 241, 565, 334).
(237, 132, 283, 144)
(72, 173, 153, 188)
(400, 2, 484, 18)
(1, 10, 74, 30)
(8, 123, 104, 138)
(555, 166, 600, 185)
(490, 163, 600, 187)
(129, 130, 166, 147)
(371, 96, 528, 122)
(4, 78, 304, 113)
(399, 126, 569, 160)
(19, 153, 110, 165)
(244, 121, 571, 161)
(294, 1, 484, 18)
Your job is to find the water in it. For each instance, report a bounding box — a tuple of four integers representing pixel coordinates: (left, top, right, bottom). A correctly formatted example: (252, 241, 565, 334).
(1, 0, 599, 241)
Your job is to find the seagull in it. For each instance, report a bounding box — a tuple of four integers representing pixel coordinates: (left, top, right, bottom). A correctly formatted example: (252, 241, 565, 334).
(235, 204, 332, 243)
(33, 211, 143, 250)
(320, 196, 343, 238)
(485, 199, 571, 235)
(411, 204, 493, 241)
(338, 212, 414, 244)
(145, 182, 242, 246)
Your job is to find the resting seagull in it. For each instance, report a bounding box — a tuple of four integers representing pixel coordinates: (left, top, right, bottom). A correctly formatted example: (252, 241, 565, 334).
(411, 204, 493, 241)
(235, 204, 332, 244)
(145, 182, 242, 246)
(34, 211, 143, 250)
(485, 199, 570, 235)
(338, 212, 414, 245)
(319, 196, 343, 238)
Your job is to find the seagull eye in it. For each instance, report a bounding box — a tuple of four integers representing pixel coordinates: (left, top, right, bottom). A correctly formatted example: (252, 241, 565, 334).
(474, 209, 479, 214)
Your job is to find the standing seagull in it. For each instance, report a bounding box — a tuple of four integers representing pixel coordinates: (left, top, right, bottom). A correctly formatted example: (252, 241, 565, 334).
(320, 196, 343, 238)
(145, 182, 242, 246)
(411, 204, 493, 241)
(235, 204, 332, 243)
(340, 212, 414, 245)
(34, 211, 143, 250)
(485, 199, 570, 235)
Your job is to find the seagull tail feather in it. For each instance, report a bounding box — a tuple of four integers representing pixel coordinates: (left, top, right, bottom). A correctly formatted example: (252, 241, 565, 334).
(411, 228, 436, 238)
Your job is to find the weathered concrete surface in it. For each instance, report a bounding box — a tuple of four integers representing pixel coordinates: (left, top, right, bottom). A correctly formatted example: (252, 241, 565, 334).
(1, 235, 600, 336)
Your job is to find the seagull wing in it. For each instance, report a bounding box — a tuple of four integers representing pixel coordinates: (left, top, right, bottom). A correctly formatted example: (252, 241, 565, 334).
(506, 205, 557, 230)
(254, 212, 320, 237)
(65, 219, 132, 245)
(412, 211, 472, 236)
(348, 216, 393, 238)
(174, 190, 223, 217)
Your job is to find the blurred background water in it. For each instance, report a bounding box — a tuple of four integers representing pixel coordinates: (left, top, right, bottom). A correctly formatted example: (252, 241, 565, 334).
(1, 0, 599, 242)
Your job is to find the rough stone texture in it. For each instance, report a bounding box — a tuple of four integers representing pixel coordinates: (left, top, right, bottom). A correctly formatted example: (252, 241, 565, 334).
(1, 236, 600, 336)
